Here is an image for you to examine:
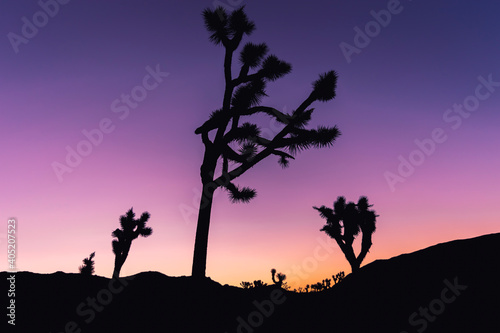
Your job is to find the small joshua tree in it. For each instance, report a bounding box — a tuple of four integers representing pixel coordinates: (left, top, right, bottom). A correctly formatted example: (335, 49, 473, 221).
(240, 281, 253, 289)
(79, 252, 95, 276)
(271, 268, 286, 287)
(333, 271, 345, 285)
(253, 280, 267, 288)
(311, 282, 324, 292)
(314, 196, 378, 273)
(112, 208, 152, 279)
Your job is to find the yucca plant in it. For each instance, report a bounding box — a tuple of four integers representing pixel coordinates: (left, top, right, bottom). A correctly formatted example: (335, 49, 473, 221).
(112, 208, 152, 279)
(314, 196, 378, 273)
(271, 268, 286, 287)
(333, 271, 345, 284)
(192, 5, 341, 278)
(79, 252, 95, 276)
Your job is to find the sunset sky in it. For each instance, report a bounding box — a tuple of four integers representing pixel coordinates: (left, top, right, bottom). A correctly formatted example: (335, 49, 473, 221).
(1, 0, 499, 288)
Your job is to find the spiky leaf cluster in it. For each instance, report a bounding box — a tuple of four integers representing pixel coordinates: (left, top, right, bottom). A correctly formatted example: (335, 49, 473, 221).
(203, 6, 255, 47)
(240, 43, 268, 68)
(79, 252, 95, 276)
(224, 182, 256, 203)
(112, 208, 152, 255)
(311, 71, 338, 102)
(232, 79, 267, 110)
(260, 55, 292, 81)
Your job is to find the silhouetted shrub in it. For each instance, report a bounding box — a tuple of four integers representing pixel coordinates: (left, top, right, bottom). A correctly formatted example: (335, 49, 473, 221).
(240, 281, 253, 289)
(271, 268, 287, 287)
(79, 252, 95, 276)
(253, 280, 267, 288)
(311, 282, 324, 292)
(333, 271, 345, 284)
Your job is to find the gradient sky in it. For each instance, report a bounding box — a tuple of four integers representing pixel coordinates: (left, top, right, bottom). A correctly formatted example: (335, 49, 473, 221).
(1, 0, 499, 288)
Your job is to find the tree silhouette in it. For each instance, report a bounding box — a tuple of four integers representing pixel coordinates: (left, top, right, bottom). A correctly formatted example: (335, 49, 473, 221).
(333, 271, 345, 284)
(79, 252, 95, 276)
(271, 268, 286, 287)
(314, 196, 378, 273)
(112, 208, 152, 279)
(252, 280, 267, 288)
(192, 6, 341, 278)
(240, 281, 253, 289)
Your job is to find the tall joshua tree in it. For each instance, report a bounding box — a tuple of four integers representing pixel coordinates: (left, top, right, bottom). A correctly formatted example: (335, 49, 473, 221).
(112, 208, 152, 279)
(192, 6, 341, 278)
(314, 196, 378, 273)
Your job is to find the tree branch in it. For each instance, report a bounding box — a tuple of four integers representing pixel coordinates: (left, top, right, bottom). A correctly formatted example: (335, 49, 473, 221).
(239, 106, 291, 124)
(222, 144, 247, 163)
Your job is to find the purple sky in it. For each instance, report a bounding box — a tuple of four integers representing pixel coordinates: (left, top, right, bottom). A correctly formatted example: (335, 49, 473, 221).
(1, 0, 499, 287)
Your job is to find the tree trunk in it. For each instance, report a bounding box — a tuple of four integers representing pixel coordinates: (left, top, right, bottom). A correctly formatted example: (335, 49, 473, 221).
(335, 237, 358, 273)
(355, 232, 373, 270)
(112, 263, 121, 280)
(112, 242, 131, 279)
(350, 261, 360, 273)
(191, 184, 215, 278)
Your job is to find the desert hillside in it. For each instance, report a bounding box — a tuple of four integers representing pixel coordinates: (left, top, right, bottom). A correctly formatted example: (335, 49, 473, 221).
(2, 232, 499, 332)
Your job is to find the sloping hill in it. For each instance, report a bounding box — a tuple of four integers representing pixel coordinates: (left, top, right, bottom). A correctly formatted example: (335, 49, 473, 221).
(2, 232, 499, 332)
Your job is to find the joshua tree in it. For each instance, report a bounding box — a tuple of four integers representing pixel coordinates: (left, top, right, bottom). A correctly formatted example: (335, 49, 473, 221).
(253, 280, 267, 288)
(240, 281, 253, 289)
(112, 208, 152, 279)
(314, 196, 378, 273)
(79, 252, 95, 276)
(271, 268, 286, 287)
(333, 271, 345, 284)
(192, 6, 341, 278)
(311, 282, 324, 292)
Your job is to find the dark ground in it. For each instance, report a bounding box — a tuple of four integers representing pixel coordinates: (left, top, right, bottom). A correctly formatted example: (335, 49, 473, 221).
(2, 232, 499, 332)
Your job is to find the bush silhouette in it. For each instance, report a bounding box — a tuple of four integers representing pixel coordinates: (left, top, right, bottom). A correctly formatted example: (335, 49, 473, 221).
(253, 280, 267, 288)
(112, 208, 152, 279)
(240, 281, 253, 289)
(271, 268, 286, 287)
(79, 252, 95, 276)
(314, 196, 378, 273)
(333, 271, 345, 284)
(191, 5, 341, 278)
